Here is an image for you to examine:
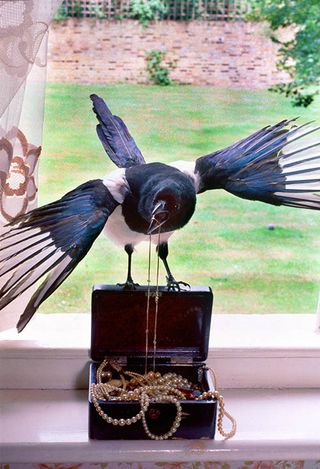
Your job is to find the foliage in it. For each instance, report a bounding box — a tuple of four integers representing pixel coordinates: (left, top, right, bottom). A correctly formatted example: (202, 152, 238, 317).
(249, 0, 320, 107)
(55, 0, 244, 21)
(129, 0, 167, 26)
(54, 1, 83, 19)
(168, 0, 201, 20)
(54, 1, 107, 19)
(146, 50, 171, 85)
(171, 0, 243, 21)
(93, 6, 107, 19)
(54, 4, 69, 20)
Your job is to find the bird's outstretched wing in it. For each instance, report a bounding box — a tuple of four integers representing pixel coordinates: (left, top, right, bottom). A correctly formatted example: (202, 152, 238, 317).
(91, 94, 146, 168)
(0, 180, 118, 332)
(195, 119, 320, 210)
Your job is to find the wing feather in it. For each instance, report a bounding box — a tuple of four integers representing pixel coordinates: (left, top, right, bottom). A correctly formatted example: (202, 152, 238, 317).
(17, 256, 77, 332)
(0, 179, 118, 331)
(0, 249, 67, 303)
(195, 120, 320, 210)
(91, 94, 146, 168)
(16, 255, 78, 332)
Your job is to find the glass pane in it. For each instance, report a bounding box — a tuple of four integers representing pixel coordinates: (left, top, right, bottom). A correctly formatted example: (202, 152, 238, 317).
(40, 81, 320, 316)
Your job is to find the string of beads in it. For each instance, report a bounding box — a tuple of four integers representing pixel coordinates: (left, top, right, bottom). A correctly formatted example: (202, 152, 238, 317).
(91, 358, 237, 440)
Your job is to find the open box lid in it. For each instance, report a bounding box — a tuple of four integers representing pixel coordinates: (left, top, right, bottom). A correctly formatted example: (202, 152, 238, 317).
(90, 285, 213, 363)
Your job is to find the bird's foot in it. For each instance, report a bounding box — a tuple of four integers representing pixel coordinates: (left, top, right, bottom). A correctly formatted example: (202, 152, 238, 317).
(117, 279, 140, 290)
(166, 276, 190, 292)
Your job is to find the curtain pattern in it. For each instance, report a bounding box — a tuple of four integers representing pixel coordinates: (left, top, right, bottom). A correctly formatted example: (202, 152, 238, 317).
(0, 126, 41, 221)
(0, 0, 62, 331)
(0, 0, 62, 223)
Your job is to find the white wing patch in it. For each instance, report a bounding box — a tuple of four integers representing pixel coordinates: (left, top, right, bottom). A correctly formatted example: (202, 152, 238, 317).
(169, 160, 200, 192)
(279, 126, 320, 195)
(103, 168, 129, 203)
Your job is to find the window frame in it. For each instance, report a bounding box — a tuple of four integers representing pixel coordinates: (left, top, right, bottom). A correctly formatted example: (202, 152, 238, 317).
(1, 312, 320, 390)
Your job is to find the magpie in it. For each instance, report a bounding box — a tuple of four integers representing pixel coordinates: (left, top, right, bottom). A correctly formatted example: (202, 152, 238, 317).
(0, 94, 319, 332)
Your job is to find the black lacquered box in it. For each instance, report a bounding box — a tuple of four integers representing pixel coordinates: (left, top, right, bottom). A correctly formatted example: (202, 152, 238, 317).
(88, 285, 216, 440)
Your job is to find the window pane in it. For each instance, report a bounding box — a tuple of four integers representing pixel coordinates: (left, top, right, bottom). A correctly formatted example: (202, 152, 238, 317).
(40, 83, 320, 315)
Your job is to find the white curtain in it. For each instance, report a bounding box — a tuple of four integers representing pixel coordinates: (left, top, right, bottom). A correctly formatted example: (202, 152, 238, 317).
(0, 0, 62, 332)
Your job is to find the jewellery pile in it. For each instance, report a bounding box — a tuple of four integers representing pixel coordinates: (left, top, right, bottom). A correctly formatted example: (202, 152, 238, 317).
(91, 359, 237, 440)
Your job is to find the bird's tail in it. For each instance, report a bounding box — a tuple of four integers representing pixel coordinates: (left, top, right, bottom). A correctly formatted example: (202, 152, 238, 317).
(90, 94, 146, 168)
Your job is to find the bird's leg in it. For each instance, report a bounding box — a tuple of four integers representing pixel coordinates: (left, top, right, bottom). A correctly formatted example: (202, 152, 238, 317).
(117, 244, 139, 290)
(157, 242, 190, 291)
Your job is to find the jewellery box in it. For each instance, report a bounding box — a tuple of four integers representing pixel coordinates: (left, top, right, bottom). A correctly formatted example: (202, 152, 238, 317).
(88, 285, 216, 440)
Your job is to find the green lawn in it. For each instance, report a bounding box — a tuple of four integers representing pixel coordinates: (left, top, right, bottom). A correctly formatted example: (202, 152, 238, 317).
(39, 83, 320, 314)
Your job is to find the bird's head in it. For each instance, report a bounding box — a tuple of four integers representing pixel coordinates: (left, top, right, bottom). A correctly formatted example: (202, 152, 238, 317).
(140, 181, 196, 235)
(147, 190, 181, 234)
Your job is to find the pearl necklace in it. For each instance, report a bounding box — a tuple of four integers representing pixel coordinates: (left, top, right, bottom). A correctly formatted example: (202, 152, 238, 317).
(91, 359, 237, 440)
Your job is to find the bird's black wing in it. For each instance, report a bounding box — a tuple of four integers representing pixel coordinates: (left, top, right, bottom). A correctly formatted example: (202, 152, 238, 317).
(195, 119, 320, 210)
(0, 180, 118, 331)
(91, 94, 146, 168)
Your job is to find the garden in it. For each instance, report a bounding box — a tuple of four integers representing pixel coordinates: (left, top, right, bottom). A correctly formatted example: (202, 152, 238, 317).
(39, 82, 320, 314)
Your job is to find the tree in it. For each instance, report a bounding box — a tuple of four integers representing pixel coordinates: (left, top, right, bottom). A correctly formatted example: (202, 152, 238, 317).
(249, 0, 320, 107)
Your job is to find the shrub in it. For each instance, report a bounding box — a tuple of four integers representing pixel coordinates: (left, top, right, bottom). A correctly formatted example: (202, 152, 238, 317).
(146, 50, 171, 86)
(130, 0, 167, 26)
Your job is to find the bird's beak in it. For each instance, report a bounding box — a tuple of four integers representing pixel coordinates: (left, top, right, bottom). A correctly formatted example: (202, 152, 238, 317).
(147, 201, 169, 235)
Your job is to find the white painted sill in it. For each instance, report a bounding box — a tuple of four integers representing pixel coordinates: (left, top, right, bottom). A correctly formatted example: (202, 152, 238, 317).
(1, 314, 320, 463)
(1, 388, 320, 463)
(1, 313, 320, 389)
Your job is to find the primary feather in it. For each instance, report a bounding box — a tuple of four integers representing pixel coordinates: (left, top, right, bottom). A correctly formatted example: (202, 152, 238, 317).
(195, 120, 320, 210)
(0, 180, 118, 331)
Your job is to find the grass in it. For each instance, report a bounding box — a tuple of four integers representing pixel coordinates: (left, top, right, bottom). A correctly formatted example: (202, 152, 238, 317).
(39, 83, 320, 314)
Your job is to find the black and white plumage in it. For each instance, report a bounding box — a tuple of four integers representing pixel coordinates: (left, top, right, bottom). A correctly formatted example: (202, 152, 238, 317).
(0, 93, 319, 331)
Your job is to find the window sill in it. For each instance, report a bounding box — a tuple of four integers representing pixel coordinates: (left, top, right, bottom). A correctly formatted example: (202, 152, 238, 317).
(1, 387, 320, 463)
(1, 314, 320, 463)
(1, 313, 320, 389)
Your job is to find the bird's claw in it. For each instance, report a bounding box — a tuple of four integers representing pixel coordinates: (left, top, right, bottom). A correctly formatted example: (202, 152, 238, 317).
(117, 280, 140, 290)
(166, 277, 190, 292)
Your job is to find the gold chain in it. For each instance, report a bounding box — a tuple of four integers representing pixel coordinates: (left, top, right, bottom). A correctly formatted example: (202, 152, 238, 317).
(152, 227, 161, 372)
(145, 233, 152, 374)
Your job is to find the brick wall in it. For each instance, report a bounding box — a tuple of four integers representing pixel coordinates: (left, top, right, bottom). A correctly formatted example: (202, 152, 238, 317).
(47, 19, 288, 88)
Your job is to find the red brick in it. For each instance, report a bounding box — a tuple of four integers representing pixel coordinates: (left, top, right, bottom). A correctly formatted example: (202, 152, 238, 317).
(47, 19, 289, 87)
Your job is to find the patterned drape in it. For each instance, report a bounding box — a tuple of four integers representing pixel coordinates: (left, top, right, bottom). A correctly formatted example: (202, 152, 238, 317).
(0, 0, 62, 332)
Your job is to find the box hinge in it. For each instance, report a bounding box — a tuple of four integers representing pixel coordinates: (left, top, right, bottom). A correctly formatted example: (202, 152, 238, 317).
(170, 356, 193, 364)
(107, 356, 128, 367)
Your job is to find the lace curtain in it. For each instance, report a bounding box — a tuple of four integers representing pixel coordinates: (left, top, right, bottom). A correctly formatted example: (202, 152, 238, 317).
(0, 0, 62, 332)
